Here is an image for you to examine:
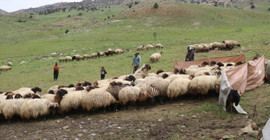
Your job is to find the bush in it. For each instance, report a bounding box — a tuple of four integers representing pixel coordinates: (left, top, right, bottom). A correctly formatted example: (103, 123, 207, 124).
(268, 7, 270, 11)
(127, 3, 133, 8)
(68, 15, 71, 18)
(78, 13, 82, 16)
(134, 1, 139, 5)
(65, 29, 69, 34)
(154, 3, 159, 9)
(251, 4, 255, 9)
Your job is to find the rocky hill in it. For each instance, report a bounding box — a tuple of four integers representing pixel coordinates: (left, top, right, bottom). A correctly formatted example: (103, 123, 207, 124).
(0, 9, 8, 15)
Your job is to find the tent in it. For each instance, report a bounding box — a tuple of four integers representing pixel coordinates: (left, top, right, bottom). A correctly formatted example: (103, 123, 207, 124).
(218, 56, 266, 114)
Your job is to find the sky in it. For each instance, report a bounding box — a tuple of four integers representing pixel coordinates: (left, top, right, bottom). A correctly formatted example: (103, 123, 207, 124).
(0, 0, 83, 12)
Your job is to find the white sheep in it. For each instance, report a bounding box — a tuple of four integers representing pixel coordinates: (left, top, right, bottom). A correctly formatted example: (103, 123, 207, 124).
(155, 43, 163, 49)
(150, 52, 162, 63)
(7, 62, 13, 66)
(91, 53, 98, 59)
(60, 90, 86, 113)
(20, 99, 58, 120)
(2, 99, 26, 120)
(81, 88, 117, 111)
(188, 75, 218, 95)
(133, 64, 151, 79)
(115, 49, 124, 54)
(118, 86, 148, 105)
(166, 74, 190, 82)
(136, 45, 144, 51)
(13, 87, 42, 97)
(73, 54, 83, 61)
(145, 45, 154, 50)
(65, 56, 72, 61)
(167, 78, 190, 99)
(83, 54, 91, 59)
(98, 52, 105, 57)
(148, 77, 170, 96)
(0, 66, 11, 71)
(59, 57, 66, 62)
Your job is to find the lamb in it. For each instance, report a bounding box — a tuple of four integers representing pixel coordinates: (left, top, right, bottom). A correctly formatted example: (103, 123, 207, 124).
(155, 43, 163, 49)
(133, 64, 151, 79)
(167, 78, 191, 99)
(188, 75, 218, 95)
(59, 57, 66, 62)
(145, 45, 154, 50)
(0, 66, 11, 71)
(7, 62, 13, 66)
(65, 56, 72, 61)
(19, 99, 59, 120)
(115, 49, 124, 54)
(150, 52, 162, 63)
(81, 88, 117, 111)
(136, 45, 144, 51)
(83, 54, 91, 60)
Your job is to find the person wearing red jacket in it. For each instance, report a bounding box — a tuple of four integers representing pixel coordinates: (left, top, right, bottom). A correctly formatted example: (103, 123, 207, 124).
(53, 62, 59, 81)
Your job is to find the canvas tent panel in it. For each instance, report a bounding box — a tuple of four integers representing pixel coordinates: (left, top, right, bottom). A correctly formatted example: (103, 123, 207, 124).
(246, 56, 265, 91)
(174, 55, 245, 70)
(226, 63, 248, 94)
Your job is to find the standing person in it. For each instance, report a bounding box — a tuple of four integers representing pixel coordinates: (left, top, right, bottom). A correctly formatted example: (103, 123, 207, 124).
(101, 66, 107, 80)
(185, 46, 195, 61)
(132, 52, 141, 73)
(53, 62, 59, 81)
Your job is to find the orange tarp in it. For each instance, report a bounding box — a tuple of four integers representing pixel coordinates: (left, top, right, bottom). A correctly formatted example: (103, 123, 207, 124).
(225, 56, 265, 94)
(174, 55, 245, 70)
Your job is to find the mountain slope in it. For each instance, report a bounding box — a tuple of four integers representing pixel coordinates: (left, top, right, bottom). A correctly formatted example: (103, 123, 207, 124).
(0, 9, 8, 15)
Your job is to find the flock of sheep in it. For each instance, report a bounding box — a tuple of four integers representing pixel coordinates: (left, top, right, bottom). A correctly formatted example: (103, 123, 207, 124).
(58, 48, 124, 62)
(136, 43, 163, 51)
(0, 60, 243, 121)
(189, 40, 241, 52)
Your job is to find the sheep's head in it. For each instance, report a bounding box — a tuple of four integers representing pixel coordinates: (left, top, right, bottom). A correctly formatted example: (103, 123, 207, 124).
(32, 87, 42, 93)
(58, 85, 66, 89)
(48, 90, 55, 94)
(210, 61, 217, 66)
(86, 86, 95, 92)
(82, 81, 92, 87)
(75, 86, 84, 91)
(156, 69, 164, 75)
(217, 62, 224, 67)
(93, 81, 99, 88)
(235, 61, 243, 66)
(23, 94, 32, 98)
(72, 56, 76, 60)
(76, 83, 82, 87)
(4, 91, 12, 96)
(58, 89, 68, 97)
(0, 91, 3, 94)
(31, 94, 41, 99)
(174, 69, 179, 74)
(68, 84, 75, 88)
(159, 52, 163, 54)
(204, 72, 210, 76)
(124, 75, 136, 82)
(226, 63, 233, 67)
(6, 95, 13, 99)
(142, 64, 151, 71)
(200, 61, 209, 67)
(179, 69, 186, 74)
(162, 73, 169, 79)
(189, 74, 195, 80)
(14, 94, 22, 99)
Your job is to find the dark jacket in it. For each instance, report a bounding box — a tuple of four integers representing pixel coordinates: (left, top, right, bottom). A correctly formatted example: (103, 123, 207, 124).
(185, 49, 194, 61)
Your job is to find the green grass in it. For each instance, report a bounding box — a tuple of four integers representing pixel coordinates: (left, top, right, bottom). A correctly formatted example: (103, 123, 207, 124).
(0, 1, 270, 92)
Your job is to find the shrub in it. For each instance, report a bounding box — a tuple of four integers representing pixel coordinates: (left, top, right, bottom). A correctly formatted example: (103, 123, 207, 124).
(154, 3, 159, 9)
(268, 7, 270, 11)
(251, 4, 255, 9)
(68, 15, 71, 18)
(78, 13, 82, 16)
(65, 29, 69, 34)
(134, 1, 139, 5)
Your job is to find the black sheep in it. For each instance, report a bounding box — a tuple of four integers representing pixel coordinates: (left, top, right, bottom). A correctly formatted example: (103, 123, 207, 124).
(226, 89, 240, 112)
(217, 62, 224, 67)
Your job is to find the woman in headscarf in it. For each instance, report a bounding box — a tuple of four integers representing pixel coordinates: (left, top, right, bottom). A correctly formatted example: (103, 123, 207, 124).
(185, 46, 194, 61)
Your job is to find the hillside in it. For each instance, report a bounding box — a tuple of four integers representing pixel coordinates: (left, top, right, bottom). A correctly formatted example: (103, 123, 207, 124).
(0, 2, 270, 139)
(0, 9, 7, 15)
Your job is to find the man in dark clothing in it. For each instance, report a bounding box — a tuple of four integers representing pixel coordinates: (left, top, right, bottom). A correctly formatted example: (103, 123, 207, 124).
(101, 66, 107, 80)
(185, 46, 194, 61)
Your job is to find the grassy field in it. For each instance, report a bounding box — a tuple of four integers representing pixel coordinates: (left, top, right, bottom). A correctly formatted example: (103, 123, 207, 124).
(0, 1, 270, 93)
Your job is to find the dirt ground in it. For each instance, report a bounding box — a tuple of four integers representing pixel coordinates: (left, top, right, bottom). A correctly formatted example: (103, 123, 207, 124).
(0, 84, 269, 140)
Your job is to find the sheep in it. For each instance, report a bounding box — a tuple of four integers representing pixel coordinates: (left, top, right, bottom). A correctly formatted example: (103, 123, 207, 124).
(59, 57, 66, 62)
(133, 64, 151, 79)
(118, 86, 148, 105)
(7, 62, 13, 66)
(2, 99, 26, 120)
(81, 88, 117, 111)
(0, 66, 11, 71)
(72, 54, 83, 61)
(166, 74, 191, 82)
(150, 52, 162, 63)
(222, 40, 241, 50)
(65, 56, 72, 61)
(105, 48, 115, 56)
(136, 45, 144, 51)
(60, 90, 86, 113)
(13, 87, 42, 97)
(98, 52, 105, 57)
(145, 45, 154, 50)
(124, 75, 136, 82)
(41, 89, 68, 105)
(209, 42, 226, 50)
(167, 78, 191, 99)
(91, 53, 98, 59)
(106, 81, 132, 101)
(188, 76, 218, 95)
(19, 99, 59, 120)
(83, 54, 91, 60)
(148, 77, 170, 96)
(155, 43, 163, 49)
(115, 49, 124, 54)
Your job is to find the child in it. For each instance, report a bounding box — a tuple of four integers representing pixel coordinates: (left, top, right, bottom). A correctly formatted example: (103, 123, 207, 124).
(101, 66, 107, 80)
